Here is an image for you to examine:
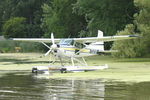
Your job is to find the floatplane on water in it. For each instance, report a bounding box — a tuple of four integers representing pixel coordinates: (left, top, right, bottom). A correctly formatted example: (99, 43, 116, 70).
(11, 30, 138, 73)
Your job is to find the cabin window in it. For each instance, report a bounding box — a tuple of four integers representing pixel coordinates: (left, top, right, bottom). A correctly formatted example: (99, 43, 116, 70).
(75, 42, 85, 48)
(59, 39, 74, 46)
(75, 49, 80, 55)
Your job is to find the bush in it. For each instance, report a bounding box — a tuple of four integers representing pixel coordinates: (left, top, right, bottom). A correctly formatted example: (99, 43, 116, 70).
(2, 17, 27, 38)
(0, 40, 46, 53)
(112, 24, 149, 58)
(112, 0, 150, 58)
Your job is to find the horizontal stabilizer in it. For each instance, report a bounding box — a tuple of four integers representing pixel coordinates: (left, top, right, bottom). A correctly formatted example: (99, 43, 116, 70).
(98, 50, 118, 53)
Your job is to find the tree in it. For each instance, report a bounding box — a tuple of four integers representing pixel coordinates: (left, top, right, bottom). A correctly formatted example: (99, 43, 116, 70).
(134, 0, 150, 56)
(73, 0, 136, 36)
(112, 24, 145, 57)
(2, 17, 27, 38)
(112, 0, 150, 57)
(0, 0, 6, 34)
(1, 0, 48, 38)
(42, 0, 86, 38)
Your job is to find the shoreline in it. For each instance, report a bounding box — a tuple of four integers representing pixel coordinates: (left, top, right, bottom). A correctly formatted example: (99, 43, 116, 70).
(0, 53, 150, 82)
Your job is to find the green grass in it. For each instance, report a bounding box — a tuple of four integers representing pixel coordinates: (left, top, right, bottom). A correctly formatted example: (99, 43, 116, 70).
(0, 53, 51, 70)
(0, 40, 46, 53)
(0, 53, 150, 82)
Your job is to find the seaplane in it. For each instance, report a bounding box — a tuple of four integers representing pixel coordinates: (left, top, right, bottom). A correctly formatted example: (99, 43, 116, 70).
(11, 30, 138, 73)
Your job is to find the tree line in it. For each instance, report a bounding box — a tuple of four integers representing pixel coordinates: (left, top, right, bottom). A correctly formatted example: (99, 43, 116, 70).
(0, 0, 149, 57)
(112, 0, 150, 57)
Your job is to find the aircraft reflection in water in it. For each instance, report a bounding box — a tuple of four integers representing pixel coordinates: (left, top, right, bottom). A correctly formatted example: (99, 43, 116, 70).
(1, 72, 150, 100)
(44, 79, 150, 100)
(0, 72, 105, 100)
(11, 30, 138, 72)
(42, 79, 105, 100)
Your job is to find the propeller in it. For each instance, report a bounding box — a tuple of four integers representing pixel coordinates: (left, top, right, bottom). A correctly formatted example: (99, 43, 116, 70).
(50, 33, 58, 50)
(44, 33, 58, 56)
(44, 48, 52, 56)
(51, 33, 55, 45)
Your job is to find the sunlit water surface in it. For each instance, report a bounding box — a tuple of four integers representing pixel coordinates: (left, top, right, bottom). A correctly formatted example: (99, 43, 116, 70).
(0, 71, 150, 100)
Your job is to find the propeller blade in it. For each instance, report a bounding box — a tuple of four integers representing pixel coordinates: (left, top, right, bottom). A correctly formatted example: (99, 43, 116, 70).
(41, 42, 50, 49)
(51, 33, 55, 45)
(45, 48, 52, 56)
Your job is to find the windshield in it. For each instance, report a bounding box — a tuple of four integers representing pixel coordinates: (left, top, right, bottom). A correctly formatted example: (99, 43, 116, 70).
(59, 39, 74, 45)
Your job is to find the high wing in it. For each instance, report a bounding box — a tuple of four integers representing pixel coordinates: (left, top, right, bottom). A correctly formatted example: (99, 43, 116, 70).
(74, 30, 138, 43)
(10, 30, 138, 43)
(10, 35, 138, 43)
(10, 38, 61, 43)
(73, 35, 139, 43)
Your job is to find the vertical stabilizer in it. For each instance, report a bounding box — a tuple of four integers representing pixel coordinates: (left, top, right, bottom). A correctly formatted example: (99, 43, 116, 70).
(95, 30, 104, 51)
(97, 30, 103, 38)
(86, 30, 104, 53)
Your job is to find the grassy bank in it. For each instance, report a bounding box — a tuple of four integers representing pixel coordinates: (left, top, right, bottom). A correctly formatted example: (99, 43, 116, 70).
(0, 53, 51, 70)
(0, 53, 150, 82)
(0, 40, 46, 53)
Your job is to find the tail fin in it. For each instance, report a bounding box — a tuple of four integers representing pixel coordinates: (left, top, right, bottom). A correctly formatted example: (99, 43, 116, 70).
(94, 30, 104, 51)
(87, 30, 104, 52)
(97, 30, 103, 38)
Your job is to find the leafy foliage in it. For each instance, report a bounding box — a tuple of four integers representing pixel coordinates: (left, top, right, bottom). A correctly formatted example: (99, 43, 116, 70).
(2, 17, 27, 38)
(112, 24, 145, 57)
(0, 40, 46, 53)
(73, 0, 136, 36)
(112, 0, 150, 57)
(42, 0, 86, 38)
(0, 0, 149, 56)
(1, 0, 47, 38)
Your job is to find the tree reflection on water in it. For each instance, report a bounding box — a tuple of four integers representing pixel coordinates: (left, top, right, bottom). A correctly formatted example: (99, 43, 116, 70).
(0, 72, 150, 100)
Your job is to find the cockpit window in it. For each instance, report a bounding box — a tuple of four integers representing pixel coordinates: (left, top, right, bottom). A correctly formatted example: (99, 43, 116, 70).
(59, 39, 74, 45)
(75, 42, 85, 48)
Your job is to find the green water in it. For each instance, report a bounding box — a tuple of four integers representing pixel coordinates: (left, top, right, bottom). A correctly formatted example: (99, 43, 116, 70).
(0, 71, 150, 100)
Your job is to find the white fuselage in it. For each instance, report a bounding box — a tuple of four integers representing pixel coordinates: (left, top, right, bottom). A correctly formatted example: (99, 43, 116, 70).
(55, 39, 104, 58)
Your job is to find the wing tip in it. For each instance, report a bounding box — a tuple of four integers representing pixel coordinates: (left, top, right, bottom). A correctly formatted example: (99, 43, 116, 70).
(129, 35, 139, 37)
